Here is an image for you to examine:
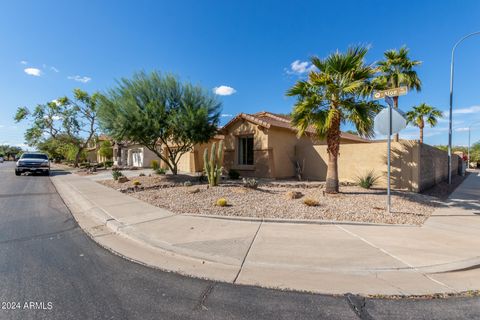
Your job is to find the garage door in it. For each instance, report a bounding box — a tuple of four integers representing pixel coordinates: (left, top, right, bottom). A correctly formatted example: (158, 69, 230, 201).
(176, 152, 191, 173)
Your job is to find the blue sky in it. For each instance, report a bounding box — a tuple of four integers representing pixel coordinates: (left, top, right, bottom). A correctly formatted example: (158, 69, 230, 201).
(1, 0, 480, 148)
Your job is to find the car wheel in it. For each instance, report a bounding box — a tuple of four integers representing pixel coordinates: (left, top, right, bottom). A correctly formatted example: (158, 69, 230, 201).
(45, 170, 50, 176)
(15, 170, 21, 176)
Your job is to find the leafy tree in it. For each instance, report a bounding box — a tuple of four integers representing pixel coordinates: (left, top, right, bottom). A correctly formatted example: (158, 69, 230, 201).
(0, 145, 22, 160)
(98, 140, 113, 160)
(375, 47, 422, 141)
(287, 46, 381, 193)
(98, 71, 221, 174)
(14, 89, 99, 167)
(405, 103, 443, 143)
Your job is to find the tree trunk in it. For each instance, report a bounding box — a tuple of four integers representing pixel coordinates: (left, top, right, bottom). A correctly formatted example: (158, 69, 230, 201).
(393, 96, 399, 142)
(325, 110, 341, 193)
(74, 151, 81, 168)
(419, 119, 424, 144)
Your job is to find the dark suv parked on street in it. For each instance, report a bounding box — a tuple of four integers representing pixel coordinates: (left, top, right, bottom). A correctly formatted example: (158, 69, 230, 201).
(15, 152, 50, 176)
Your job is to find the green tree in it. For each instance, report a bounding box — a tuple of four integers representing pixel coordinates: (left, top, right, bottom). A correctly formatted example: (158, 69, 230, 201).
(375, 47, 422, 141)
(14, 89, 99, 167)
(98, 71, 221, 174)
(0, 145, 22, 160)
(98, 140, 113, 160)
(286, 46, 381, 193)
(405, 103, 443, 143)
(36, 134, 78, 160)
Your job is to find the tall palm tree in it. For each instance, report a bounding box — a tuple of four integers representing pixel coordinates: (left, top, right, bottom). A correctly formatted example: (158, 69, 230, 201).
(405, 103, 443, 143)
(375, 47, 422, 141)
(287, 46, 380, 193)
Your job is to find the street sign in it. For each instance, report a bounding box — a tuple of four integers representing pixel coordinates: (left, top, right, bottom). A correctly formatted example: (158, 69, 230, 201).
(373, 86, 408, 100)
(374, 107, 407, 135)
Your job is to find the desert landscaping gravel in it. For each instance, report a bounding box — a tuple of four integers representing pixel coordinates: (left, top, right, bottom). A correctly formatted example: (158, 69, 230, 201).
(99, 175, 441, 225)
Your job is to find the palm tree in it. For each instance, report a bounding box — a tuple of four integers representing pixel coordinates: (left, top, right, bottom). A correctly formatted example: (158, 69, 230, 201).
(375, 47, 422, 141)
(286, 46, 380, 193)
(405, 103, 443, 143)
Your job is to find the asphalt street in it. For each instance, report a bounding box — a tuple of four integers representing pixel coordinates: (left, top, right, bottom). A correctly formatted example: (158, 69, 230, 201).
(0, 161, 479, 320)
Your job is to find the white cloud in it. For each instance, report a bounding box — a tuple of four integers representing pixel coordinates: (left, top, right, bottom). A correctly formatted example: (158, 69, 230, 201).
(20, 60, 28, 65)
(213, 85, 236, 96)
(455, 127, 470, 132)
(24, 67, 42, 76)
(453, 105, 480, 114)
(286, 60, 317, 75)
(68, 75, 91, 83)
(50, 66, 59, 73)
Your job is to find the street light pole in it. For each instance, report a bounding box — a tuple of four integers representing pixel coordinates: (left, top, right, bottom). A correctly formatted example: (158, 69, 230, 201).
(448, 31, 480, 184)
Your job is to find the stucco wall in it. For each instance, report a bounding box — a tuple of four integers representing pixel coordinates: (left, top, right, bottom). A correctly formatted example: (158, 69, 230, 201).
(223, 120, 273, 177)
(419, 143, 460, 191)
(296, 140, 458, 192)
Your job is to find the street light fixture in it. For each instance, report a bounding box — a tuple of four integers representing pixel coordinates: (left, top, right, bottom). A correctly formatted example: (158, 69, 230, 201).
(448, 31, 480, 184)
(468, 121, 480, 169)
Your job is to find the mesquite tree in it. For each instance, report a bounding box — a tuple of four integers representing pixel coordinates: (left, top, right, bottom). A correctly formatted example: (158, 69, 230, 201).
(97, 71, 221, 174)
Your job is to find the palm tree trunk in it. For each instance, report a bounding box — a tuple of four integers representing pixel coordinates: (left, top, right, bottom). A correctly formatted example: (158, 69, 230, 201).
(325, 111, 341, 193)
(419, 120, 424, 144)
(393, 96, 399, 142)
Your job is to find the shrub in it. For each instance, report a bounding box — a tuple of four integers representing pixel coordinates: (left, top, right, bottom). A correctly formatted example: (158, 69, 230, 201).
(151, 160, 160, 170)
(139, 173, 145, 177)
(184, 181, 193, 187)
(356, 170, 380, 189)
(155, 168, 167, 175)
(285, 191, 303, 200)
(303, 198, 319, 207)
(112, 169, 123, 181)
(133, 180, 141, 186)
(216, 198, 228, 207)
(105, 161, 114, 168)
(228, 169, 240, 180)
(242, 177, 258, 189)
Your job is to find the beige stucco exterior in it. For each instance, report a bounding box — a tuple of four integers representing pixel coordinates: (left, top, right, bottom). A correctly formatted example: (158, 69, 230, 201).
(222, 118, 366, 179)
(296, 140, 460, 192)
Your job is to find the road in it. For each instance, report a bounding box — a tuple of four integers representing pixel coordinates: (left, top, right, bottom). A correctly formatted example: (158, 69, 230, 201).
(0, 162, 479, 320)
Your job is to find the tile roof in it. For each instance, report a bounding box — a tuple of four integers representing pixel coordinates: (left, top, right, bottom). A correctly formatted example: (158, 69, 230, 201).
(222, 111, 371, 143)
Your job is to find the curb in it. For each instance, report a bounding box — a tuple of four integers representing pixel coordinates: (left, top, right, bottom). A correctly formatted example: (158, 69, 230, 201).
(50, 172, 480, 295)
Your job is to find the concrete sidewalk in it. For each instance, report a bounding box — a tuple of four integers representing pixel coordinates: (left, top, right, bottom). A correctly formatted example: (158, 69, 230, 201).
(51, 170, 480, 296)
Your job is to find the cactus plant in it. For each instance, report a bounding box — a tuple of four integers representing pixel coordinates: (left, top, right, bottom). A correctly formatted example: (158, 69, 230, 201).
(204, 141, 224, 187)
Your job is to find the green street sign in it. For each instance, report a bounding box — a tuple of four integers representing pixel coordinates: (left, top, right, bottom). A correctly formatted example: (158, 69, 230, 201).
(373, 86, 408, 100)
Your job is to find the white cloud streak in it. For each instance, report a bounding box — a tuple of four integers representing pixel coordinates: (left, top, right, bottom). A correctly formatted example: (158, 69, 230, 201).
(453, 105, 480, 114)
(213, 85, 236, 96)
(20, 60, 28, 65)
(24, 67, 42, 76)
(68, 75, 91, 83)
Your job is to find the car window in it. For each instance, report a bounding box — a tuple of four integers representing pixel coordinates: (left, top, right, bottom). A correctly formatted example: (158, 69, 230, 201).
(20, 154, 48, 160)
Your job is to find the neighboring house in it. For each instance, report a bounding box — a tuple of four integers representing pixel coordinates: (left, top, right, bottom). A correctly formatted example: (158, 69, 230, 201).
(220, 111, 369, 179)
(86, 134, 112, 163)
(112, 136, 224, 172)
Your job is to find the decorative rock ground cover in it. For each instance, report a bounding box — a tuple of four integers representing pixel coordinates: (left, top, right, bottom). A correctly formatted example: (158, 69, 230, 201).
(98, 174, 440, 225)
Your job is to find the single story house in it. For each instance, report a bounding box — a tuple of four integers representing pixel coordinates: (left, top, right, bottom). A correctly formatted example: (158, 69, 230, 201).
(112, 135, 224, 173)
(220, 111, 369, 179)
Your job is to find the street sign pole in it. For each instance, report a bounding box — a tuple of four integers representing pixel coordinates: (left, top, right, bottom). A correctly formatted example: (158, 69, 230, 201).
(386, 97, 393, 214)
(373, 88, 408, 215)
